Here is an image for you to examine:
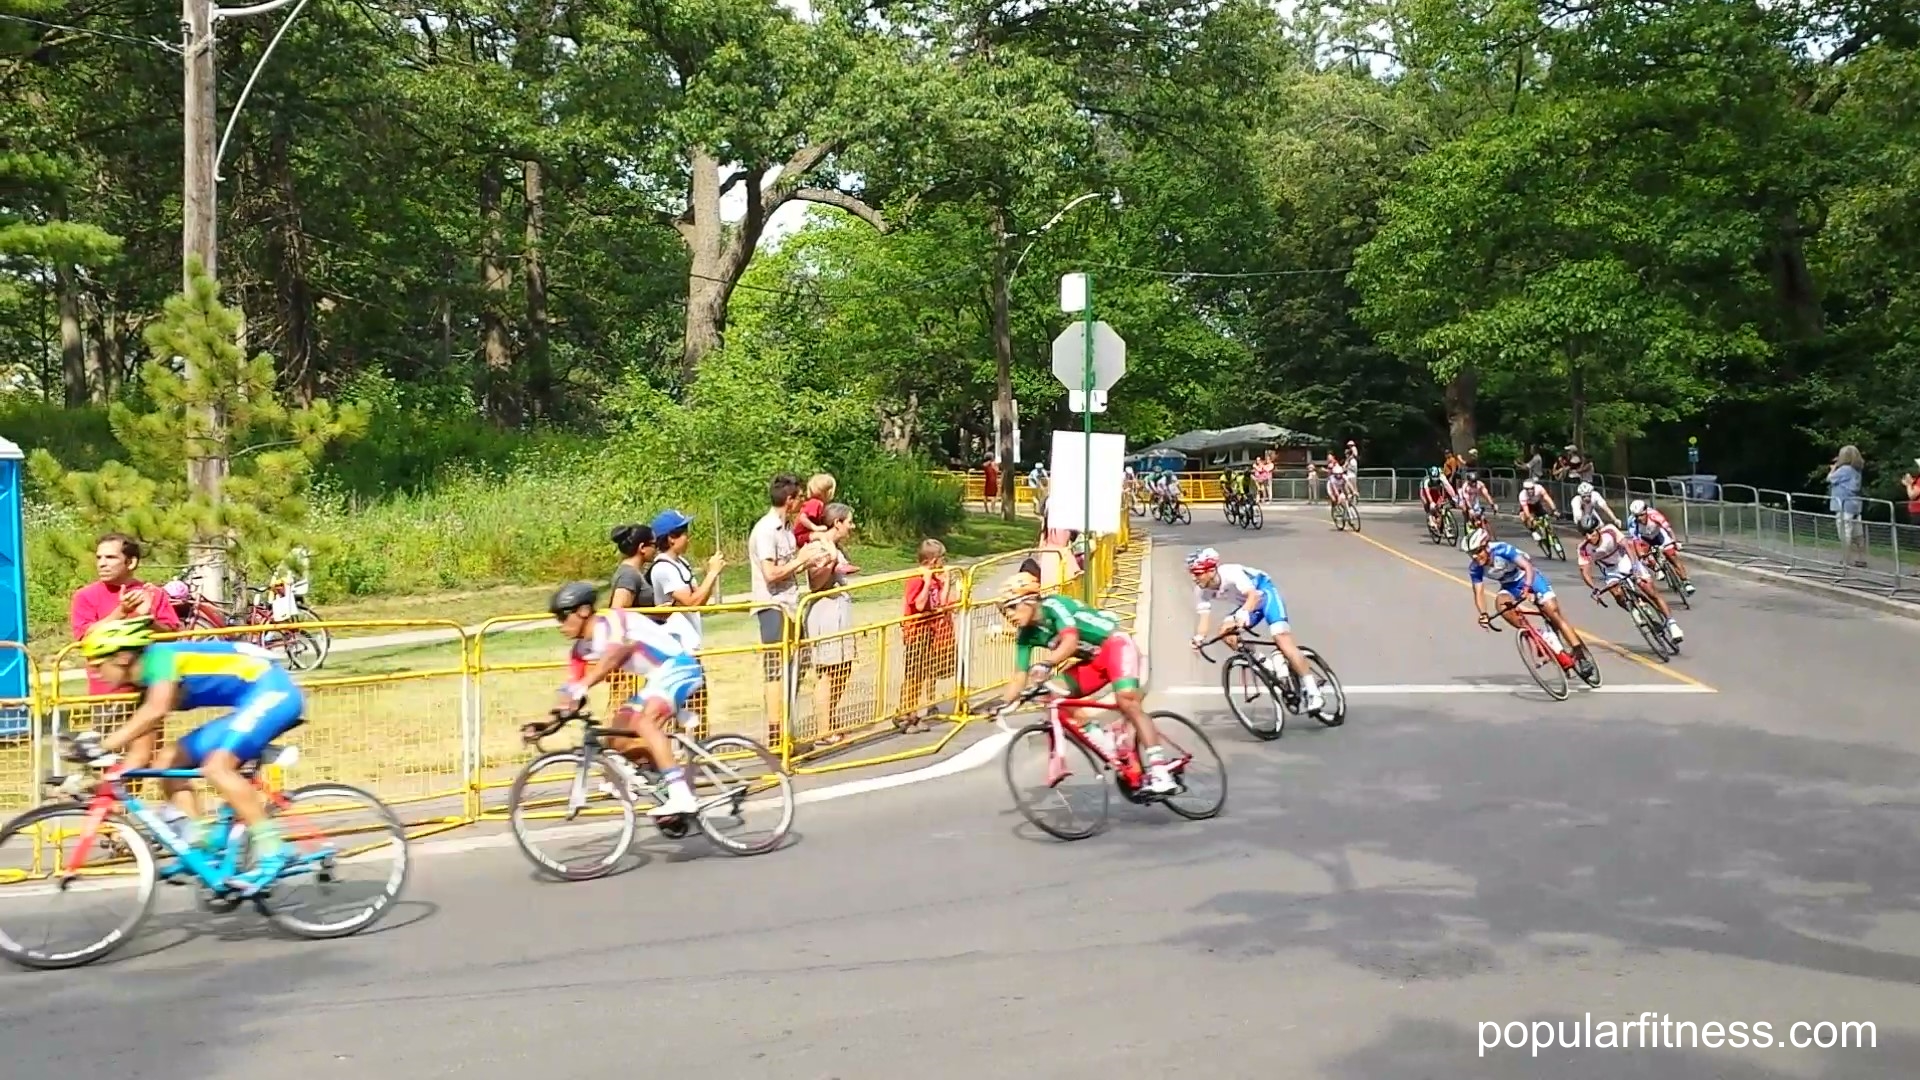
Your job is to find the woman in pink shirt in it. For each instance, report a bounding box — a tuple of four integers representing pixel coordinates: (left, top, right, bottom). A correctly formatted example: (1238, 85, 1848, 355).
(70, 534, 181, 695)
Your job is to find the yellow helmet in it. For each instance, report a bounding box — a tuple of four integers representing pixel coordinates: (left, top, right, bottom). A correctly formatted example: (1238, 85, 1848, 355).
(79, 617, 156, 659)
(999, 572, 1043, 608)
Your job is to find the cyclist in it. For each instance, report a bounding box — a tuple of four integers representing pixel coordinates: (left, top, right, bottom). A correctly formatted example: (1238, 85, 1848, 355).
(1465, 527, 1598, 679)
(1575, 515, 1684, 642)
(1456, 467, 1496, 534)
(1518, 477, 1558, 535)
(995, 572, 1176, 795)
(64, 618, 307, 893)
(1325, 455, 1353, 509)
(1162, 470, 1185, 510)
(1415, 465, 1449, 528)
(547, 581, 703, 817)
(1627, 499, 1696, 596)
(1569, 481, 1619, 529)
(1186, 548, 1325, 716)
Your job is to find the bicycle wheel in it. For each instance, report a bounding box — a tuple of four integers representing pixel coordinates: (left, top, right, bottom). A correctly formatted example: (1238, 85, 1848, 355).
(1516, 626, 1570, 701)
(1625, 594, 1676, 658)
(1221, 653, 1283, 741)
(1249, 502, 1264, 530)
(1148, 711, 1227, 821)
(1330, 501, 1345, 531)
(686, 734, 793, 855)
(1300, 647, 1347, 727)
(1442, 508, 1461, 548)
(1004, 721, 1110, 840)
(0, 804, 157, 969)
(1175, 501, 1192, 525)
(1550, 530, 1567, 560)
(508, 750, 637, 880)
(1345, 501, 1361, 532)
(264, 783, 409, 939)
(1662, 561, 1691, 608)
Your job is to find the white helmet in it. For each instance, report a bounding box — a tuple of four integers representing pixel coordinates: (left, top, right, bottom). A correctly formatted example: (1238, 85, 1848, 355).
(1522, 478, 1539, 490)
(1629, 498, 1648, 516)
(1577, 482, 1595, 496)
(1466, 527, 1492, 553)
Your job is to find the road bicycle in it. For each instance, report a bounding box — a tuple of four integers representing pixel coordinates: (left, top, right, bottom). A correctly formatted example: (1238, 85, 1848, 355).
(1482, 602, 1602, 701)
(1528, 515, 1567, 561)
(1637, 542, 1693, 607)
(1591, 581, 1679, 660)
(1127, 485, 1149, 517)
(508, 708, 793, 880)
(167, 565, 331, 672)
(1329, 489, 1361, 532)
(1223, 492, 1263, 530)
(1197, 630, 1345, 740)
(1154, 495, 1193, 526)
(996, 683, 1225, 841)
(0, 740, 408, 969)
(1425, 501, 1460, 547)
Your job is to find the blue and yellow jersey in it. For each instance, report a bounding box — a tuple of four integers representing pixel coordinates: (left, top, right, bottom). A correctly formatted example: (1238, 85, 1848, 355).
(136, 640, 288, 710)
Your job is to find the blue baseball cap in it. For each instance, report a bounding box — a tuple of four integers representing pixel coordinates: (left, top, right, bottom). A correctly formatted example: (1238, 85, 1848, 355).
(651, 509, 692, 536)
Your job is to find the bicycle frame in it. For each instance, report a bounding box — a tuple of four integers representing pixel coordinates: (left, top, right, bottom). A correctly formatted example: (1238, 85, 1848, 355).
(528, 712, 749, 821)
(57, 765, 297, 886)
(1485, 602, 1569, 664)
(1018, 691, 1152, 787)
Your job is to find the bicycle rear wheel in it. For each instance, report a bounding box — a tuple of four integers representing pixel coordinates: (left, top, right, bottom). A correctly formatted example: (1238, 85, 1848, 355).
(0, 804, 157, 969)
(1661, 560, 1691, 608)
(1148, 711, 1226, 820)
(508, 750, 638, 880)
(1516, 626, 1570, 701)
(264, 783, 409, 939)
(686, 734, 793, 855)
(1221, 653, 1284, 741)
(1004, 721, 1110, 840)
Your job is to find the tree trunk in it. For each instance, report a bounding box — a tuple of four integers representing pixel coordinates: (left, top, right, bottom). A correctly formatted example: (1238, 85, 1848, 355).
(1568, 360, 1586, 452)
(681, 149, 732, 378)
(522, 159, 552, 419)
(479, 161, 518, 425)
(56, 264, 88, 406)
(1443, 367, 1477, 454)
(1611, 430, 1630, 477)
(990, 205, 1017, 522)
(267, 128, 317, 403)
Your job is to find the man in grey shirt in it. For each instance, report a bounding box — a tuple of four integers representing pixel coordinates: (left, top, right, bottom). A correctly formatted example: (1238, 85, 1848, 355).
(749, 473, 829, 724)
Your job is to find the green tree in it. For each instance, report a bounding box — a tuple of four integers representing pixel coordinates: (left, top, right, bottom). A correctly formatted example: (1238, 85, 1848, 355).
(29, 268, 367, 579)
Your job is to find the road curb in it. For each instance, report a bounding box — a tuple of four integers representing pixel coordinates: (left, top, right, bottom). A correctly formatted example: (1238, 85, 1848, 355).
(1684, 552, 1920, 620)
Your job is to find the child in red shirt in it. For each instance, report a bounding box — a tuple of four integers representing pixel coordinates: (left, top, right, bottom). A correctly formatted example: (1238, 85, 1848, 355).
(899, 539, 956, 731)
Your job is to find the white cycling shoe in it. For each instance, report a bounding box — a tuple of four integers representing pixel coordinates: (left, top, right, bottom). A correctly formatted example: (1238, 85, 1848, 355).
(649, 785, 701, 817)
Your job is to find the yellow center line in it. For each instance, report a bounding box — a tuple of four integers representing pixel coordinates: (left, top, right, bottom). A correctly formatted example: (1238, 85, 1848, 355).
(1345, 528, 1718, 692)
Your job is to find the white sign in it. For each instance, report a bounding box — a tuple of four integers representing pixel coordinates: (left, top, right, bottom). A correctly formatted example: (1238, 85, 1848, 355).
(1045, 430, 1126, 534)
(1051, 321, 1127, 394)
(1067, 389, 1108, 413)
(1060, 273, 1088, 313)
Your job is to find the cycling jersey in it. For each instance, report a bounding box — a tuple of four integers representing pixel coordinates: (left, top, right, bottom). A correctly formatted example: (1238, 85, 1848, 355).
(1195, 563, 1288, 632)
(1570, 492, 1610, 523)
(1469, 541, 1555, 601)
(1632, 510, 1675, 546)
(1579, 523, 1648, 587)
(1520, 489, 1550, 512)
(137, 641, 304, 765)
(1014, 594, 1120, 670)
(571, 609, 700, 676)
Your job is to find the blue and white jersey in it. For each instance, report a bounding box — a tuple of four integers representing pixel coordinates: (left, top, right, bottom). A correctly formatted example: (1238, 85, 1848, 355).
(1468, 542, 1532, 587)
(1195, 563, 1274, 614)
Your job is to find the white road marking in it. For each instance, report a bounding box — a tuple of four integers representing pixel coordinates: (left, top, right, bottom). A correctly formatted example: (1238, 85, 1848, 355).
(1153, 683, 1716, 696)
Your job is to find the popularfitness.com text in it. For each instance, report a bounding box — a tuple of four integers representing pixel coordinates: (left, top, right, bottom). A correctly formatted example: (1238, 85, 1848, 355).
(1479, 1013, 1877, 1057)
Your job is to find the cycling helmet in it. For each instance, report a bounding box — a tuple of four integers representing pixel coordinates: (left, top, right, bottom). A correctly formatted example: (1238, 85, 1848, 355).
(1465, 527, 1492, 553)
(999, 571, 1043, 607)
(1428, 466, 1442, 479)
(1186, 548, 1220, 575)
(1522, 477, 1539, 490)
(1576, 482, 1595, 496)
(548, 581, 599, 616)
(1628, 499, 1648, 516)
(79, 617, 155, 660)
(1578, 514, 1603, 535)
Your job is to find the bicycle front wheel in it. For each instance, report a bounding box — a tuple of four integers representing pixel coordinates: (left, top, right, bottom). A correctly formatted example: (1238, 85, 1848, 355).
(1299, 647, 1347, 727)
(265, 782, 409, 939)
(508, 750, 637, 880)
(0, 804, 157, 969)
(1149, 711, 1227, 820)
(1005, 721, 1110, 840)
(686, 734, 793, 855)
(1516, 627, 1570, 701)
(1175, 501, 1192, 525)
(1346, 501, 1362, 532)
(1330, 501, 1345, 531)
(1221, 653, 1283, 741)
(1249, 502, 1264, 529)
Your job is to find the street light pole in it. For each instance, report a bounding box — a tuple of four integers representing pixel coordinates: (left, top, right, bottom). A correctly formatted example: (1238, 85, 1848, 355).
(1079, 271, 1094, 603)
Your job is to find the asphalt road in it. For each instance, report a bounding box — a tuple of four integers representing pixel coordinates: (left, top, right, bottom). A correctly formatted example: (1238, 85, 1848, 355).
(9, 503, 1920, 1080)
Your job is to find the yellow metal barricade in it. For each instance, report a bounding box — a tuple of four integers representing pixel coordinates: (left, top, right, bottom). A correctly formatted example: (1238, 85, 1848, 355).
(0, 642, 39, 814)
(786, 568, 969, 774)
(469, 602, 789, 816)
(44, 620, 474, 838)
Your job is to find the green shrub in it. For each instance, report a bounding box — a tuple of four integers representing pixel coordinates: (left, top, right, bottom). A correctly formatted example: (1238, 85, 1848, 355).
(830, 454, 964, 542)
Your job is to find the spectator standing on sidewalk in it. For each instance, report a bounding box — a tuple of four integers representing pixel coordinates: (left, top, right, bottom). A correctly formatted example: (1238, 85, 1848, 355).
(606, 524, 658, 611)
(1828, 446, 1868, 567)
(750, 473, 831, 735)
(1902, 461, 1920, 524)
(1251, 452, 1274, 505)
(71, 534, 181, 697)
(647, 509, 724, 631)
(900, 540, 957, 732)
(803, 503, 858, 746)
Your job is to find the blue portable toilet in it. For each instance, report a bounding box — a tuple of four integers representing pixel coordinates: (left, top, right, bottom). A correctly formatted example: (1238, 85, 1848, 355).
(0, 437, 28, 737)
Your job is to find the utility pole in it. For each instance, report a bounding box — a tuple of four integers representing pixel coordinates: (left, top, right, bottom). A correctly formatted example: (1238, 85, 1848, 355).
(182, 0, 229, 600)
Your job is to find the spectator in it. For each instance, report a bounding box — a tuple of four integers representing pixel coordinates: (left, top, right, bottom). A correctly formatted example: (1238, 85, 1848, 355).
(1305, 460, 1321, 504)
(900, 539, 957, 732)
(803, 503, 858, 746)
(1828, 445, 1868, 567)
(647, 509, 725, 632)
(1903, 460, 1920, 524)
(1343, 440, 1360, 472)
(749, 473, 828, 730)
(982, 456, 1000, 510)
(1522, 443, 1545, 482)
(794, 473, 835, 549)
(71, 534, 181, 697)
(606, 524, 657, 610)
(1251, 452, 1274, 505)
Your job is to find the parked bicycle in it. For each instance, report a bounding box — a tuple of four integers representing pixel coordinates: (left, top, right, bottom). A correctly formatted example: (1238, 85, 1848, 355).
(995, 682, 1225, 841)
(507, 708, 793, 880)
(1197, 630, 1345, 740)
(1592, 583, 1679, 660)
(166, 562, 331, 672)
(1481, 603, 1602, 701)
(0, 739, 408, 969)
